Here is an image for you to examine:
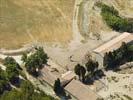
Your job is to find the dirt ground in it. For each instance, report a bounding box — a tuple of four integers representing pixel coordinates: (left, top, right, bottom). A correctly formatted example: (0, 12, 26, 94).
(98, 70, 133, 100)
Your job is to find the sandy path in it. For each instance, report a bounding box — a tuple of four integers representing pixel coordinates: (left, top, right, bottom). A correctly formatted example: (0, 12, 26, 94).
(81, 0, 95, 37)
(0, 43, 35, 55)
(69, 0, 84, 50)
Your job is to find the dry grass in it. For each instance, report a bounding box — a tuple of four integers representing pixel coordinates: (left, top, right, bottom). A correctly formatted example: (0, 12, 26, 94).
(0, 0, 75, 49)
(78, 0, 111, 39)
(102, 0, 133, 18)
(78, 0, 133, 40)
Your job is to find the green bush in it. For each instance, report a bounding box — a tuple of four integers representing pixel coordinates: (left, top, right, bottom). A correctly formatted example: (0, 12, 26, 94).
(4, 57, 21, 85)
(0, 57, 55, 100)
(99, 3, 133, 33)
(0, 80, 56, 100)
(24, 47, 48, 76)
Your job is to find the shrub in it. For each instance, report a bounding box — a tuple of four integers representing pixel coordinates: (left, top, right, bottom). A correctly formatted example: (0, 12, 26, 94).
(99, 3, 133, 33)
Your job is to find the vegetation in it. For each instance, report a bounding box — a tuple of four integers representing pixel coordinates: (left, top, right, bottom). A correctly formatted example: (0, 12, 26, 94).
(0, 80, 56, 100)
(123, 94, 133, 100)
(0, 57, 21, 95)
(4, 57, 21, 85)
(53, 78, 65, 96)
(104, 42, 133, 70)
(85, 59, 104, 82)
(4, 57, 21, 70)
(22, 47, 48, 76)
(85, 59, 98, 75)
(74, 58, 104, 83)
(96, 98, 104, 100)
(97, 2, 133, 33)
(74, 64, 86, 82)
(21, 53, 27, 63)
(0, 57, 56, 100)
(0, 68, 10, 94)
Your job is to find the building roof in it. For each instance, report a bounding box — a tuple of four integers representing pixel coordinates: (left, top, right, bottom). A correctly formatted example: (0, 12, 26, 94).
(61, 71, 76, 81)
(94, 32, 133, 54)
(41, 67, 58, 86)
(65, 79, 99, 100)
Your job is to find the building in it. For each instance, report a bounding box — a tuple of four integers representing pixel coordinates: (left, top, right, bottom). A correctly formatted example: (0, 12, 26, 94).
(94, 32, 133, 55)
(93, 32, 133, 68)
(65, 79, 99, 100)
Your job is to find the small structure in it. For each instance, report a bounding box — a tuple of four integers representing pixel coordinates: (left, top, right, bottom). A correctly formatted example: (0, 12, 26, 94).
(61, 71, 77, 87)
(61, 71, 76, 81)
(64, 79, 99, 100)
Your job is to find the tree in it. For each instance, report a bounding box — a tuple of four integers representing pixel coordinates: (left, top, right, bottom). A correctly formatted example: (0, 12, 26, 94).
(6, 64, 20, 84)
(0, 89, 22, 100)
(54, 78, 64, 95)
(120, 42, 129, 57)
(0, 68, 11, 94)
(80, 66, 86, 82)
(104, 42, 133, 70)
(74, 64, 86, 82)
(21, 53, 27, 63)
(0, 81, 5, 94)
(0, 80, 55, 100)
(4, 57, 21, 70)
(4, 57, 16, 66)
(36, 47, 48, 68)
(4, 57, 20, 84)
(25, 47, 48, 76)
(20, 80, 34, 100)
(74, 64, 81, 78)
(104, 52, 114, 69)
(85, 59, 98, 75)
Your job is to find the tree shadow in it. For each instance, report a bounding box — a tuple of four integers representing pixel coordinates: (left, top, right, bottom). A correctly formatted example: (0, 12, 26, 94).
(84, 69, 106, 85)
(10, 77, 21, 87)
